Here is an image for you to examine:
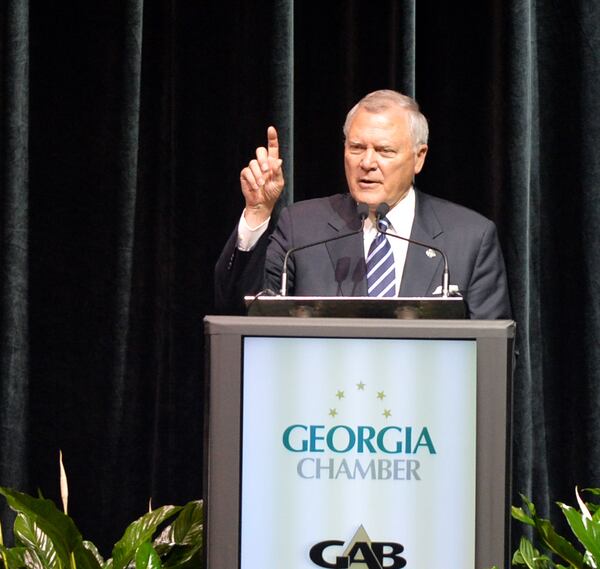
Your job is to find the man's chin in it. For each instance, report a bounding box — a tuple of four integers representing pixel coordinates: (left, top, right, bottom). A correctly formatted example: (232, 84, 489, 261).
(349, 190, 384, 209)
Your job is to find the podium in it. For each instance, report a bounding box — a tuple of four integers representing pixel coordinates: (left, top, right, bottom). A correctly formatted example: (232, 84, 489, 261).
(204, 313, 515, 569)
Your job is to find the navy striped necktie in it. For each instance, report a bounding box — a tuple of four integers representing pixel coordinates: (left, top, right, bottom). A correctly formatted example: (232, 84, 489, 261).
(366, 217, 396, 297)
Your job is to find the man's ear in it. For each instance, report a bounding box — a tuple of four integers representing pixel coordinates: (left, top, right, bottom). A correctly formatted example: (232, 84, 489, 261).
(414, 144, 428, 174)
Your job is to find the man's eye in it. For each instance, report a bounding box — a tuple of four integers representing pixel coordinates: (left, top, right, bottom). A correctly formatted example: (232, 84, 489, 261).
(349, 145, 364, 154)
(379, 149, 396, 157)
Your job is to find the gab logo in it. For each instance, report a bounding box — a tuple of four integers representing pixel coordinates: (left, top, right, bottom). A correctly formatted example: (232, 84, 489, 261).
(309, 525, 406, 568)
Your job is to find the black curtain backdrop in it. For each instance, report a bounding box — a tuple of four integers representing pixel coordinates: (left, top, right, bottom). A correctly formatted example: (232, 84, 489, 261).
(1, 0, 599, 559)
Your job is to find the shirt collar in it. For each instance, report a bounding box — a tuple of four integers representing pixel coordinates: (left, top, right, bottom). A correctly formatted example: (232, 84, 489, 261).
(363, 187, 416, 234)
(385, 187, 415, 232)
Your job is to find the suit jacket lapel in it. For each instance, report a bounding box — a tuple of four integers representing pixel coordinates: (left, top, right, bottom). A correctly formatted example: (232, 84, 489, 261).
(399, 192, 445, 296)
(324, 195, 368, 296)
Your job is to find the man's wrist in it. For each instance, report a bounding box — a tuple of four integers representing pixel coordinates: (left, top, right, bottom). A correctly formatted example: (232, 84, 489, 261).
(238, 209, 271, 251)
(243, 204, 273, 228)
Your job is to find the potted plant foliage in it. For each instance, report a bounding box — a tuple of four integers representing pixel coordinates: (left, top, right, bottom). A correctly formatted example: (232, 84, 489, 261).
(0, 455, 203, 569)
(488, 487, 600, 568)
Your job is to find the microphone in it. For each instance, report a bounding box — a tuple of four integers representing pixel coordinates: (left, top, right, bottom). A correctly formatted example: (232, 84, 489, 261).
(375, 202, 451, 298)
(280, 203, 369, 296)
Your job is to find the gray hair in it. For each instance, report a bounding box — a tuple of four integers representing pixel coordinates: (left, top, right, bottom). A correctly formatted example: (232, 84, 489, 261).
(343, 90, 429, 149)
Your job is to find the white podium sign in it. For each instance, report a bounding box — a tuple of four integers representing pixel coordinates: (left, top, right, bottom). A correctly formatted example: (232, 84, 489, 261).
(240, 336, 477, 569)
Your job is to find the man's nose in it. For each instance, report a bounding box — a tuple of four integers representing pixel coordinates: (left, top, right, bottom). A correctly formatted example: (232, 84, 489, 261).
(360, 148, 377, 170)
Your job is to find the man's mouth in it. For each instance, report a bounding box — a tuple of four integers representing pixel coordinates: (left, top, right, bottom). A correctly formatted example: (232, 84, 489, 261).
(358, 179, 381, 188)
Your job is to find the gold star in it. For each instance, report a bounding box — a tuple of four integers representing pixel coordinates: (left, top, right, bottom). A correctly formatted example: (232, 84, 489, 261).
(376, 391, 386, 400)
(329, 408, 338, 418)
(336, 390, 345, 400)
(383, 409, 392, 419)
(356, 382, 366, 390)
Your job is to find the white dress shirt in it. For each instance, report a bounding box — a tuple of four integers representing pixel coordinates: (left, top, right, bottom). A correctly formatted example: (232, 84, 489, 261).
(237, 212, 270, 251)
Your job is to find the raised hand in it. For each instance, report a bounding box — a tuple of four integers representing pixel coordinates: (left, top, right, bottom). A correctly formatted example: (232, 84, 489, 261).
(240, 126, 284, 226)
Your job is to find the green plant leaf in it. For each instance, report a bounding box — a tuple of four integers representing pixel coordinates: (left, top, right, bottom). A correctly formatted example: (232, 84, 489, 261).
(153, 545, 197, 569)
(170, 501, 202, 547)
(0, 488, 83, 568)
(533, 516, 585, 568)
(23, 550, 46, 569)
(588, 503, 600, 522)
(135, 543, 161, 569)
(82, 541, 105, 567)
(164, 548, 202, 569)
(13, 513, 58, 569)
(559, 503, 600, 566)
(512, 539, 556, 568)
(0, 545, 28, 569)
(588, 504, 600, 519)
(511, 495, 584, 567)
(522, 494, 538, 516)
(153, 502, 202, 555)
(578, 489, 600, 522)
(583, 550, 599, 568)
(513, 495, 540, 527)
(72, 543, 103, 569)
(513, 505, 536, 527)
(522, 537, 539, 567)
(111, 506, 181, 569)
(153, 501, 203, 568)
(516, 537, 539, 568)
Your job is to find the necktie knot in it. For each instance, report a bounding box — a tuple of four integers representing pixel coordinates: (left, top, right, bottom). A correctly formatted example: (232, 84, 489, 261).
(377, 217, 391, 233)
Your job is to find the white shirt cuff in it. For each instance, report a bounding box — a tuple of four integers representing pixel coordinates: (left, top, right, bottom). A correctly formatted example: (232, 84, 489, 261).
(237, 210, 271, 251)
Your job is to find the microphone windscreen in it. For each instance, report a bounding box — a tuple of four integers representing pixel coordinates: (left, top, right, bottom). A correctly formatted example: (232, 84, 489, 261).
(356, 202, 369, 220)
(376, 202, 390, 219)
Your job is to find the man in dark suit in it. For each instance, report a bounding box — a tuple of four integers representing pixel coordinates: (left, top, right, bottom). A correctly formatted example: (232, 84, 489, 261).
(215, 90, 511, 319)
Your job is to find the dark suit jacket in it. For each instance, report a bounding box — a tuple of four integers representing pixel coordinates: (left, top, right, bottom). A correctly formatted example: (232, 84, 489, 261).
(215, 191, 511, 319)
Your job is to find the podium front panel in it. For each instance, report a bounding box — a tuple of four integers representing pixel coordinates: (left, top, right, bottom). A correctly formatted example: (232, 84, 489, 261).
(204, 317, 515, 569)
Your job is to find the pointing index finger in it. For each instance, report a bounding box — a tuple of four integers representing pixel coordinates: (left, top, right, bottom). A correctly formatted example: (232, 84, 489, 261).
(267, 126, 279, 160)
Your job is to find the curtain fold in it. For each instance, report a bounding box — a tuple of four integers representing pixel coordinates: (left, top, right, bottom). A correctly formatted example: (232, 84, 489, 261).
(0, 0, 29, 536)
(577, 0, 600, 486)
(504, 0, 550, 514)
(106, 0, 143, 502)
(272, 0, 294, 204)
(395, 0, 416, 97)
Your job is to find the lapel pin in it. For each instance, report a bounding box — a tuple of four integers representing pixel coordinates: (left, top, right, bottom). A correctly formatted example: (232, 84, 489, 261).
(425, 248, 437, 258)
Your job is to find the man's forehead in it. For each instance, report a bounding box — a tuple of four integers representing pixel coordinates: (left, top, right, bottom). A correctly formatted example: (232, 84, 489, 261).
(346, 110, 409, 143)
(348, 107, 409, 130)
(345, 136, 397, 147)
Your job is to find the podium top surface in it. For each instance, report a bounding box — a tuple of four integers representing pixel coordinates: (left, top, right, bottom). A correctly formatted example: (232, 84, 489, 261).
(205, 315, 516, 339)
